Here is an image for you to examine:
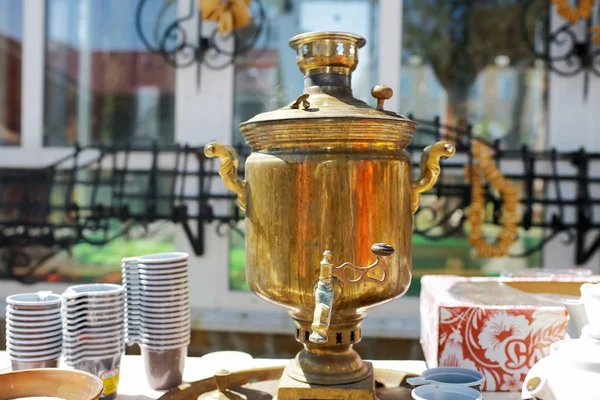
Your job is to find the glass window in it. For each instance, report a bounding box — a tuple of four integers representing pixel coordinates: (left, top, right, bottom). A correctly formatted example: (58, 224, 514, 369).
(229, 0, 381, 291)
(44, 0, 176, 147)
(0, 0, 23, 146)
(401, 0, 548, 294)
(401, 0, 547, 148)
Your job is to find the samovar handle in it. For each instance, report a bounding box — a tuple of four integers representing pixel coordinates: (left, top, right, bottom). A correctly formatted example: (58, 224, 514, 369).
(371, 85, 456, 214)
(204, 142, 247, 211)
(411, 142, 456, 213)
(309, 243, 395, 344)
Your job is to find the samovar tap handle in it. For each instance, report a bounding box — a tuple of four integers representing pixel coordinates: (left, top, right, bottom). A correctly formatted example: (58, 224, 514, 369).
(309, 244, 395, 344)
(204, 142, 247, 211)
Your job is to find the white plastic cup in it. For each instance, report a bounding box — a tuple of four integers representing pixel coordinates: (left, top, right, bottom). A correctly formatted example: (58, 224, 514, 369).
(6, 305, 62, 316)
(63, 284, 124, 300)
(5, 311, 62, 323)
(7, 335, 63, 346)
(7, 292, 62, 310)
(7, 326, 63, 339)
(132, 252, 188, 265)
(6, 320, 62, 332)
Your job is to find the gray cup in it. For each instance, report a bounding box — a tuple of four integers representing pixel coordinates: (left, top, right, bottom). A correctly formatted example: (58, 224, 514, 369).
(406, 367, 485, 392)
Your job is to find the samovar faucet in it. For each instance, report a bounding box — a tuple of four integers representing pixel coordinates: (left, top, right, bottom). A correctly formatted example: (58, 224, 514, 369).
(309, 251, 335, 344)
(309, 244, 395, 344)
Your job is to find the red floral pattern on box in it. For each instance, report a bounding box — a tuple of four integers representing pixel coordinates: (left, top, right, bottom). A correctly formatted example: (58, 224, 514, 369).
(437, 307, 567, 391)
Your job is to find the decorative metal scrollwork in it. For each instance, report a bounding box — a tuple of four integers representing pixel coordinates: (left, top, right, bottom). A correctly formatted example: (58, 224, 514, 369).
(135, 0, 268, 88)
(521, 0, 600, 98)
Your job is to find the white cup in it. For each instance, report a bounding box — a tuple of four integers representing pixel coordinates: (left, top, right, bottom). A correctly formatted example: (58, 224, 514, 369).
(62, 298, 124, 310)
(63, 320, 125, 333)
(63, 284, 124, 300)
(139, 322, 190, 333)
(141, 313, 188, 324)
(7, 344, 63, 358)
(138, 267, 188, 276)
(7, 292, 62, 310)
(63, 343, 124, 354)
(7, 326, 63, 339)
(9, 350, 63, 362)
(6, 320, 62, 332)
(130, 252, 189, 265)
(138, 304, 189, 314)
(137, 260, 188, 270)
(140, 287, 189, 297)
(137, 298, 189, 309)
(140, 340, 190, 351)
(138, 276, 189, 287)
(138, 270, 188, 280)
(7, 335, 62, 347)
(5, 311, 62, 323)
(63, 329, 125, 341)
(6, 305, 62, 316)
(62, 308, 125, 322)
(64, 351, 124, 365)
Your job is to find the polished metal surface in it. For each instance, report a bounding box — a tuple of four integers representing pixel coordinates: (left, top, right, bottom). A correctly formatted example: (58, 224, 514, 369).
(204, 31, 455, 398)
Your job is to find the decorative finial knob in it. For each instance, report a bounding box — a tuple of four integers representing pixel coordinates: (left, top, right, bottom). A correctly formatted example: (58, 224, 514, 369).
(371, 243, 395, 257)
(214, 369, 231, 392)
(371, 85, 393, 110)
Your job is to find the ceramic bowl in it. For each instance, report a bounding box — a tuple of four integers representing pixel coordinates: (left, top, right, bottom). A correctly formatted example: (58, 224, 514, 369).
(0, 368, 104, 399)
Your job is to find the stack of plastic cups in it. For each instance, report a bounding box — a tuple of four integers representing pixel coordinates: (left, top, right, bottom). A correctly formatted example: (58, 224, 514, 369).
(122, 252, 190, 390)
(62, 284, 125, 400)
(5, 291, 62, 371)
(122, 257, 140, 345)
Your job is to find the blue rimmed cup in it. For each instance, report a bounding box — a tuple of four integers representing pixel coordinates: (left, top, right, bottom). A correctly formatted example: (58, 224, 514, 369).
(407, 367, 485, 392)
(411, 383, 483, 400)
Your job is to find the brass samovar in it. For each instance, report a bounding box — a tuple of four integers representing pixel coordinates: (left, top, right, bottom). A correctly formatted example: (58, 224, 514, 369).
(205, 31, 455, 399)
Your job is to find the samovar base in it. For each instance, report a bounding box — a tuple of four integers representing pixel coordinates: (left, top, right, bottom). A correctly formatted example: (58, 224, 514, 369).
(286, 345, 370, 385)
(277, 360, 376, 400)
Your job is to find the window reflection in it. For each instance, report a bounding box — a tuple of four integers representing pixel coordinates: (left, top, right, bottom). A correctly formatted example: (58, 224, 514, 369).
(0, 0, 23, 146)
(401, 0, 547, 148)
(44, 0, 176, 147)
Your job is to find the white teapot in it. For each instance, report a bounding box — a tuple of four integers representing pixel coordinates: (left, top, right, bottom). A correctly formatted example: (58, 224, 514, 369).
(522, 283, 600, 399)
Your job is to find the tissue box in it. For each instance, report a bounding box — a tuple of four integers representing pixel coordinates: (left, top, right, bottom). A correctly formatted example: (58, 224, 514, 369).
(420, 275, 599, 392)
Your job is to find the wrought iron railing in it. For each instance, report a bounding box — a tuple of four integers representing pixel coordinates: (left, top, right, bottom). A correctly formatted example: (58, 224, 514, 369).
(0, 118, 599, 282)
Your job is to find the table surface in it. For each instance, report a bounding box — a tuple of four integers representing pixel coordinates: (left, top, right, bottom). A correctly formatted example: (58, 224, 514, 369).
(0, 352, 520, 399)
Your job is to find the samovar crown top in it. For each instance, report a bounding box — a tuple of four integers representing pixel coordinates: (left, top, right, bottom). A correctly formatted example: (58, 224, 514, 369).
(239, 31, 418, 150)
(288, 31, 366, 78)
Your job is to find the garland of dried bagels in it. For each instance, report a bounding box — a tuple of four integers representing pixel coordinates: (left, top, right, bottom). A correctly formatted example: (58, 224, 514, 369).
(553, 0, 600, 43)
(465, 142, 519, 258)
(200, 0, 252, 35)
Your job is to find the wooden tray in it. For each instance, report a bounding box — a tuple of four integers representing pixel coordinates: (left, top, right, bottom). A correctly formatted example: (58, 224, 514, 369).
(158, 366, 419, 400)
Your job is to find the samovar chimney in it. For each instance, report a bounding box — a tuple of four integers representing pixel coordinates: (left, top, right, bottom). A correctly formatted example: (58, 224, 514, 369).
(289, 32, 365, 92)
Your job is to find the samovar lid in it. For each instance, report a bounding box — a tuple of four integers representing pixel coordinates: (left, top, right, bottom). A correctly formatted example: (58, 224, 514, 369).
(240, 31, 415, 128)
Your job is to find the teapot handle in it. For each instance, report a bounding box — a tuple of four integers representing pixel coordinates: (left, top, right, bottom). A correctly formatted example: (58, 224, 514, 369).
(411, 142, 456, 213)
(204, 142, 248, 211)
